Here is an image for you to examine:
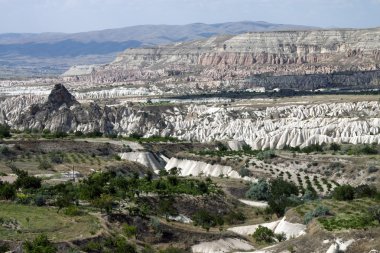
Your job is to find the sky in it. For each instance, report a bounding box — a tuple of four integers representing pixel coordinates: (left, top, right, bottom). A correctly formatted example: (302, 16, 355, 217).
(0, 0, 380, 33)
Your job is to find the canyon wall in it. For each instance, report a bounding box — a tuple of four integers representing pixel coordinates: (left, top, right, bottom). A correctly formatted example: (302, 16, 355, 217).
(63, 28, 380, 91)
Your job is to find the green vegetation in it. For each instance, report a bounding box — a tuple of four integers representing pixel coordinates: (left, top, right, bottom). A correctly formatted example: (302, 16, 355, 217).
(0, 203, 100, 241)
(285, 143, 380, 155)
(252, 225, 286, 244)
(123, 134, 179, 143)
(123, 224, 137, 238)
(245, 178, 270, 201)
(81, 236, 137, 253)
(252, 225, 275, 243)
(304, 205, 330, 224)
(24, 234, 57, 253)
(295, 197, 380, 231)
(267, 178, 299, 217)
(192, 209, 224, 231)
(0, 124, 11, 138)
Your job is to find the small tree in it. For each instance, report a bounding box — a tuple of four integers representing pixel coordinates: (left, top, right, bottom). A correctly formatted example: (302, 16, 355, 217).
(245, 178, 270, 201)
(332, 185, 355, 201)
(38, 159, 53, 170)
(0, 124, 11, 138)
(252, 225, 274, 243)
(268, 178, 299, 217)
(92, 194, 114, 214)
(0, 182, 16, 200)
(24, 234, 57, 253)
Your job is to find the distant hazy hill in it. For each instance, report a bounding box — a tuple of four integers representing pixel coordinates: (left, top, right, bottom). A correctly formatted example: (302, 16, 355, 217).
(0, 21, 317, 77)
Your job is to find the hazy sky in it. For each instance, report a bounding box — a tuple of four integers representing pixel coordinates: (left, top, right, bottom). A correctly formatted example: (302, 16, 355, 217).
(0, 0, 380, 33)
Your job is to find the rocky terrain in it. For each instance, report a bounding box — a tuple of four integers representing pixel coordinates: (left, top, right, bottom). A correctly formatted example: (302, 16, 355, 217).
(1, 84, 380, 151)
(63, 28, 380, 91)
(0, 21, 315, 77)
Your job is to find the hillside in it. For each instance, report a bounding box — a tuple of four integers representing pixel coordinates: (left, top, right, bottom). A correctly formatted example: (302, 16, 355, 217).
(0, 21, 317, 77)
(64, 27, 380, 91)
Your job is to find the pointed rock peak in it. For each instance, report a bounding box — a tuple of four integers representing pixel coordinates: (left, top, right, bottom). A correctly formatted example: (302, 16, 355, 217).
(47, 84, 78, 107)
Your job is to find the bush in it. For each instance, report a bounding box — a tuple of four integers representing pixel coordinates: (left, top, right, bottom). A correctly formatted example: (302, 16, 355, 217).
(24, 234, 57, 253)
(64, 206, 82, 216)
(239, 167, 252, 177)
(354, 184, 377, 198)
(34, 195, 46, 206)
(329, 143, 341, 151)
(245, 179, 270, 201)
(0, 242, 10, 253)
(0, 182, 16, 200)
(123, 224, 137, 238)
(368, 205, 380, 222)
(52, 132, 68, 138)
(268, 178, 299, 217)
(159, 247, 185, 253)
(368, 166, 379, 174)
(257, 150, 276, 160)
(274, 232, 287, 242)
(193, 209, 224, 231)
(38, 159, 53, 170)
(0, 124, 11, 138)
(14, 171, 42, 190)
(252, 225, 274, 243)
(304, 205, 330, 224)
(332, 185, 355, 201)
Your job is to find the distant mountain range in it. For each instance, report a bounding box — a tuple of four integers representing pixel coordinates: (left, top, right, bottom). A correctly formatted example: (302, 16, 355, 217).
(0, 21, 318, 78)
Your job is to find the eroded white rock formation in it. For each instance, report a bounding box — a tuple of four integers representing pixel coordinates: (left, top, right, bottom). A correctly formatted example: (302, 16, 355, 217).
(1, 86, 380, 150)
(191, 238, 255, 253)
(228, 217, 306, 239)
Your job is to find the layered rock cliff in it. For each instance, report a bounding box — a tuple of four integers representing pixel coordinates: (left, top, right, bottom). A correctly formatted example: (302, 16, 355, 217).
(63, 28, 380, 91)
(1, 85, 380, 149)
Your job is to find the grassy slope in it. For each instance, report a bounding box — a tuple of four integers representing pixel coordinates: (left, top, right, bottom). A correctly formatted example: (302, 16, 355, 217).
(0, 202, 101, 241)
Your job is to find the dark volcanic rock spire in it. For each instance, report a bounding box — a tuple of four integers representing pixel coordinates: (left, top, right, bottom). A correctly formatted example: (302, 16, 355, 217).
(47, 84, 78, 108)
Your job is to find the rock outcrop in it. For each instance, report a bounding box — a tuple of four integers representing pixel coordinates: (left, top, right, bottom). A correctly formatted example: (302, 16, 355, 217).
(2, 85, 380, 149)
(63, 28, 380, 91)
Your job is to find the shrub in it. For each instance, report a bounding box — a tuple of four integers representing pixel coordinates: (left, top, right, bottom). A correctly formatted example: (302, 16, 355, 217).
(38, 159, 53, 170)
(304, 205, 330, 224)
(74, 131, 84, 137)
(268, 178, 299, 217)
(252, 225, 274, 243)
(159, 247, 185, 253)
(239, 167, 252, 177)
(354, 184, 377, 198)
(0, 182, 16, 200)
(123, 224, 137, 238)
(193, 209, 224, 231)
(34, 195, 46, 206)
(274, 232, 287, 242)
(52, 132, 68, 138)
(49, 153, 64, 164)
(257, 150, 276, 160)
(0, 242, 10, 253)
(329, 143, 341, 151)
(368, 166, 379, 174)
(64, 206, 82, 216)
(0, 124, 11, 138)
(368, 205, 380, 222)
(24, 234, 57, 253)
(332, 185, 355, 201)
(245, 179, 270, 201)
(14, 171, 42, 189)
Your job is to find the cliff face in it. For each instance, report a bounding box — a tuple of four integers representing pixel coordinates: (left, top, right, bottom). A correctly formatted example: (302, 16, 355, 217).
(63, 28, 380, 91)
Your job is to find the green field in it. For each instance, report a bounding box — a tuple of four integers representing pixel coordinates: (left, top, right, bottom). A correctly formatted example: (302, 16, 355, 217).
(0, 202, 101, 241)
(294, 198, 380, 231)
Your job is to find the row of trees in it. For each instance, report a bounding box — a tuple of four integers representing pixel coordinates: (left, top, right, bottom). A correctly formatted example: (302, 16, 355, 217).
(246, 178, 379, 217)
